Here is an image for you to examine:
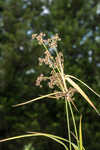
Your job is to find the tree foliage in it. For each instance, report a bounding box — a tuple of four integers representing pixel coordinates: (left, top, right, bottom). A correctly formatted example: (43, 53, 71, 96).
(0, 0, 100, 150)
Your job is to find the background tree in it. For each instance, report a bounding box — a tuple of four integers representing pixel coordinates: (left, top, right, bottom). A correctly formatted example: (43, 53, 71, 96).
(0, 0, 52, 150)
(0, 0, 100, 150)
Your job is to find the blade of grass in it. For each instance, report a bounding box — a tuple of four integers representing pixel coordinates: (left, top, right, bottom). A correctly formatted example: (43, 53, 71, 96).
(79, 116, 82, 150)
(27, 132, 69, 142)
(13, 91, 62, 107)
(65, 100, 72, 150)
(0, 133, 68, 150)
(68, 102, 79, 147)
(0, 132, 69, 150)
(29, 132, 80, 150)
(66, 75, 100, 98)
(0, 131, 80, 150)
(66, 77, 100, 115)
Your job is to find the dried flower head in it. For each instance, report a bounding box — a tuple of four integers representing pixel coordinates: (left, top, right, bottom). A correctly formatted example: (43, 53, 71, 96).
(36, 74, 47, 88)
(32, 33, 45, 45)
(32, 34, 37, 39)
(32, 33, 79, 106)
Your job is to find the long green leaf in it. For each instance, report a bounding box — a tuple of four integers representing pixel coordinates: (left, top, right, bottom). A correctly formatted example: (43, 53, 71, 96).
(66, 77, 100, 115)
(0, 131, 81, 150)
(0, 133, 68, 150)
(66, 75, 100, 98)
(79, 116, 82, 150)
(13, 91, 62, 107)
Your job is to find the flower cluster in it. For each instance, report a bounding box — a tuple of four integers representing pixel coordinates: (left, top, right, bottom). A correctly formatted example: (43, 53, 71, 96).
(35, 74, 46, 88)
(38, 50, 53, 68)
(36, 51, 64, 90)
(54, 88, 77, 101)
(32, 33, 61, 48)
(32, 33, 77, 103)
(32, 33, 45, 45)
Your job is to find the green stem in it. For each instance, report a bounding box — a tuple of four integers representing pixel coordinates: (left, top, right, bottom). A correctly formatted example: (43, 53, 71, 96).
(68, 102, 79, 148)
(65, 100, 72, 150)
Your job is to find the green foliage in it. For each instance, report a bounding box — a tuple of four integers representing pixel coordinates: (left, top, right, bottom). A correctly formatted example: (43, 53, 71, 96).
(0, 0, 100, 150)
(23, 143, 35, 150)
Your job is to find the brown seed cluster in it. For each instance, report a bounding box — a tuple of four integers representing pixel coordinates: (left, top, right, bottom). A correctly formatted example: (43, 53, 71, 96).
(32, 33, 77, 102)
(38, 50, 53, 68)
(35, 74, 44, 88)
(54, 88, 77, 101)
(32, 33, 45, 45)
(36, 73, 49, 88)
(36, 52, 64, 89)
(48, 34, 61, 49)
(54, 52, 64, 70)
(32, 33, 61, 48)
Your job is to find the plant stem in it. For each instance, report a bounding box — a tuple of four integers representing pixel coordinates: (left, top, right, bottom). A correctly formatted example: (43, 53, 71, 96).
(65, 100, 72, 150)
(68, 102, 79, 147)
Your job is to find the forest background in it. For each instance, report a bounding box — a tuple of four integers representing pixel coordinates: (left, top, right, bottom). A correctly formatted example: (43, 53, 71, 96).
(0, 0, 100, 150)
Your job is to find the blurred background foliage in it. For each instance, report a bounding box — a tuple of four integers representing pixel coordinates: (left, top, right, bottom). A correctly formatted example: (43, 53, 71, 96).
(0, 0, 100, 150)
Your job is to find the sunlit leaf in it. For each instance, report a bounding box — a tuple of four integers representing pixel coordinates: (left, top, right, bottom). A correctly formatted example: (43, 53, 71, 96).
(66, 75, 100, 98)
(66, 77, 100, 115)
(13, 91, 61, 107)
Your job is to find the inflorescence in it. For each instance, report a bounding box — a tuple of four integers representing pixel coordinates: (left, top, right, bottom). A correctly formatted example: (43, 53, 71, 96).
(32, 33, 77, 102)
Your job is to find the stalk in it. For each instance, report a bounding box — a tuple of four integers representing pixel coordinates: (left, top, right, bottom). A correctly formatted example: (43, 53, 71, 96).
(65, 100, 72, 150)
(68, 102, 79, 148)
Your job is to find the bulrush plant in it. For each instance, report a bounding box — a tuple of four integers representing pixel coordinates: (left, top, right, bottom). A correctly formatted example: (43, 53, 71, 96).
(0, 33, 100, 150)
